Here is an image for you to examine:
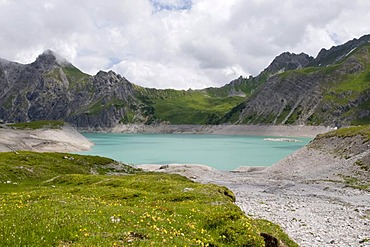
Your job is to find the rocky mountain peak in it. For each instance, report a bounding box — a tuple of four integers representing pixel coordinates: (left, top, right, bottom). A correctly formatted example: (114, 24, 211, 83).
(31, 49, 72, 71)
(263, 52, 314, 76)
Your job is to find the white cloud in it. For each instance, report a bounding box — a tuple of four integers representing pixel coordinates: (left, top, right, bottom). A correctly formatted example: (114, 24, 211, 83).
(0, 0, 10, 6)
(221, 65, 248, 78)
(112, 59, 214, 89)
(0, 0, 370, 89)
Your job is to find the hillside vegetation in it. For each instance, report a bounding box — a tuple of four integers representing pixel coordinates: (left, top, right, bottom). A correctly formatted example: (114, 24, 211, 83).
(0, 152, 297, 246)
(140, 90, 247, 124)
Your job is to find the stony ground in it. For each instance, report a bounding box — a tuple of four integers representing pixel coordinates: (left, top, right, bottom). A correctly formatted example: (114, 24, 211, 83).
(139, 164, 370, 247)
(225, 173, 370, 247)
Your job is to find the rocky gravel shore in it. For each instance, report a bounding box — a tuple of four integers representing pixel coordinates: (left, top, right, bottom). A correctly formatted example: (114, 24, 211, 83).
(227, 174, 370, 247)
(139, 164, 370, 247)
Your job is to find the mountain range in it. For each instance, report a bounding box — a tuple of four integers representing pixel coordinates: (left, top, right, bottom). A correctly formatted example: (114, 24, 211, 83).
(0, 34, 369, 128)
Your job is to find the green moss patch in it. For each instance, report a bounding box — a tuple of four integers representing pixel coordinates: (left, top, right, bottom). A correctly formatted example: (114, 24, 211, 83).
(8, 120, 65, 130)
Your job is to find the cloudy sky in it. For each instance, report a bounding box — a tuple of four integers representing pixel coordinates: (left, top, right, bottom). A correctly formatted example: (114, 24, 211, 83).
(1, 0, 370, 89)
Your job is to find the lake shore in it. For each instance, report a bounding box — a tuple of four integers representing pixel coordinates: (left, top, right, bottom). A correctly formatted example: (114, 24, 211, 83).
(0, 125, 93, 153)
(78, 124, 334, 138)
(137, 163, 370, 247)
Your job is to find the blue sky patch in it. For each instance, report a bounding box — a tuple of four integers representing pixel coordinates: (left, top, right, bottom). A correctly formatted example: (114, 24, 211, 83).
(151, 0, 192, 12)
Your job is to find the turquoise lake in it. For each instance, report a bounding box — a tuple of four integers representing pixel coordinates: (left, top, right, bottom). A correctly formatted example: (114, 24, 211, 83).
(79, 133, 312, 170)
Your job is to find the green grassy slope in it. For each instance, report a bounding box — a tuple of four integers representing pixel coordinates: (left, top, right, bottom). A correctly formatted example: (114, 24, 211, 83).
(132, 87, 246, 125)
(204, 75, 266, 98)
(62, 65, 90, 88)
(0, 152, 297, 246)
(152, 91, 245, 124)
(131, 76, 265, 125)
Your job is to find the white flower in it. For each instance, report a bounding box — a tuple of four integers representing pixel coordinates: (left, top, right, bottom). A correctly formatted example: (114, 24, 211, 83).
(110, 216, 121, 223)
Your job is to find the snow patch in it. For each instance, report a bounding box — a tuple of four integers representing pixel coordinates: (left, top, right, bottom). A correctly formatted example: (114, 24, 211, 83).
(344, 47, 357, 58)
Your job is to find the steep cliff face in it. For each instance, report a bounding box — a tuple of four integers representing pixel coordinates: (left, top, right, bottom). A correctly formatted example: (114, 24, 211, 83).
(233, 72, 326, 125)
(225, 35, 370, 127)
(65, 70, 137, 128)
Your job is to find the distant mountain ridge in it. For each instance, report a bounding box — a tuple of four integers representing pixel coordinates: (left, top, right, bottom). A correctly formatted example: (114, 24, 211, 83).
(225, 34, 370, 127)
(0, 34, 369, 128)
(308, 34, 370, 67)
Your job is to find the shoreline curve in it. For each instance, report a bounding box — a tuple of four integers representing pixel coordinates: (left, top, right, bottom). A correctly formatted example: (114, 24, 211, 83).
(78, 124, 334, 138)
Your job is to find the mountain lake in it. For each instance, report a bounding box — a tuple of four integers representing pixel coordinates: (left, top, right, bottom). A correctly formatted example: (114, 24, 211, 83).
(78, 133, 312, 170)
